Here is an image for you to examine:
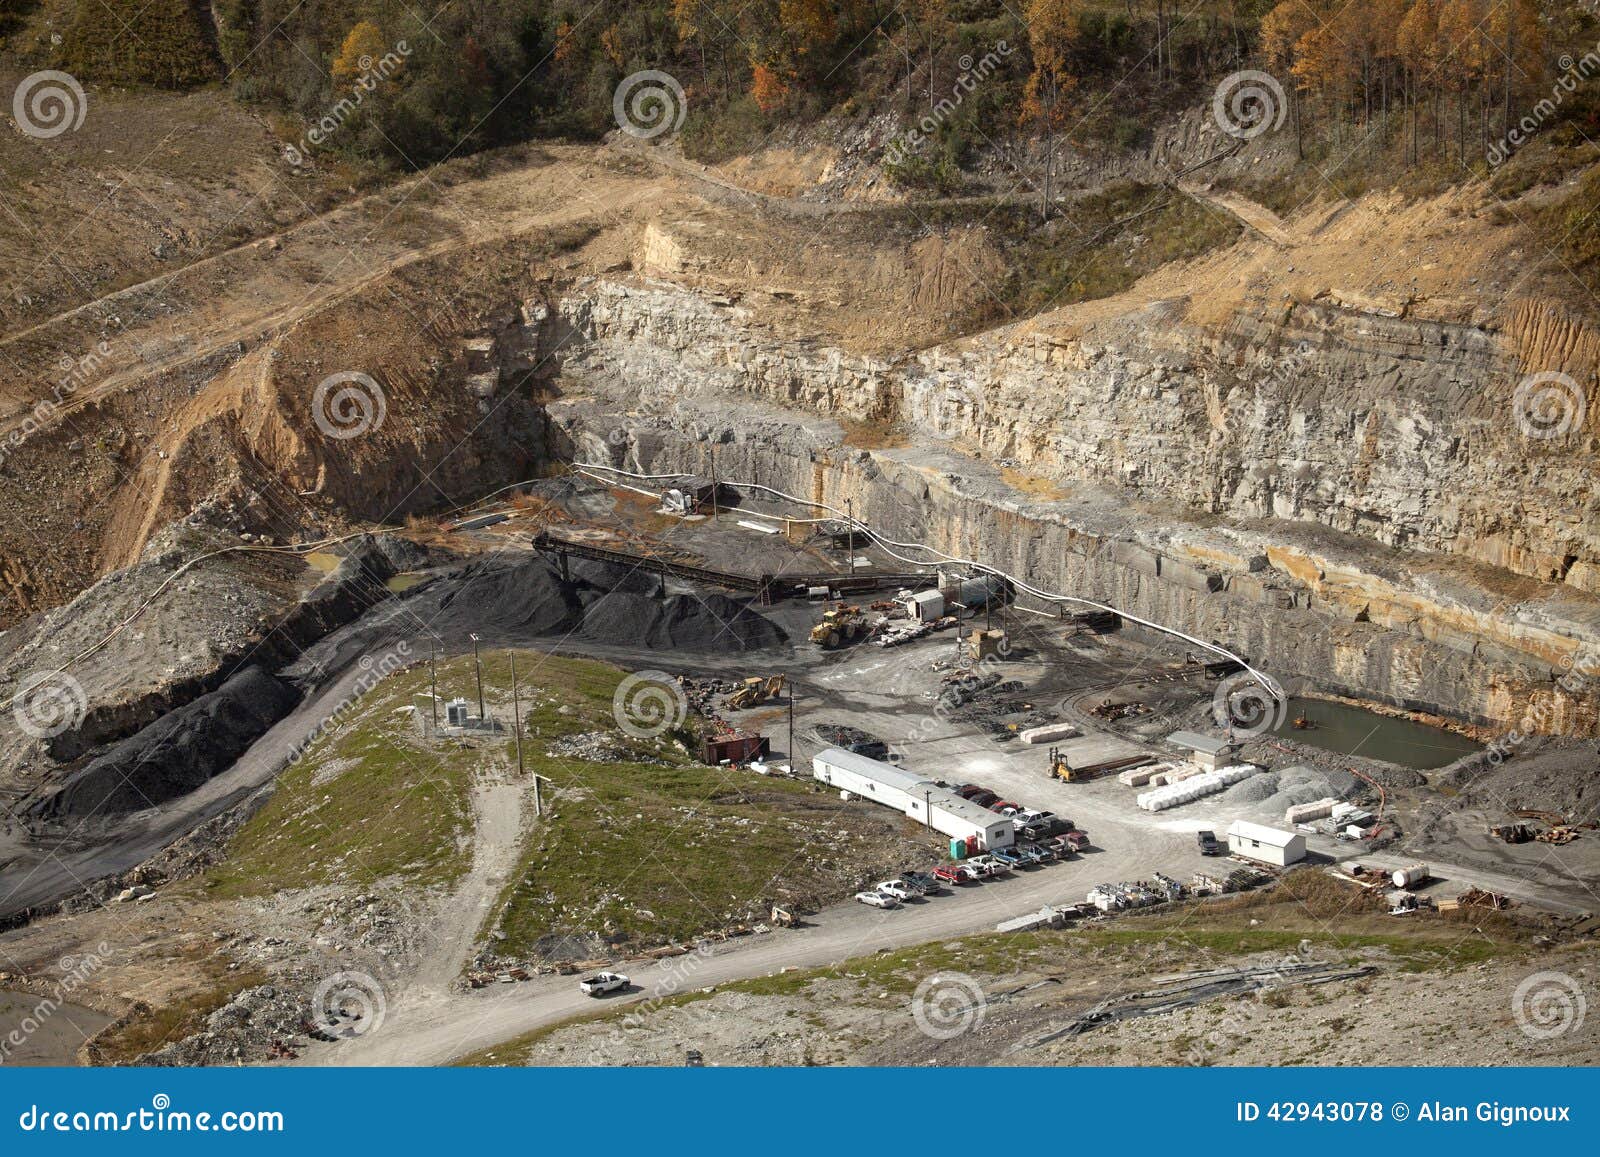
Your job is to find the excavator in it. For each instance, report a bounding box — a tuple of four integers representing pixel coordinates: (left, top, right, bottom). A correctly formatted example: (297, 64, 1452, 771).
(727, 674, 787, 710)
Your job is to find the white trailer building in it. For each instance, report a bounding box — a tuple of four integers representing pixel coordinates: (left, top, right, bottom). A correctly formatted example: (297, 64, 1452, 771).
(812, 748, 1013, 850)
(1226, 819, 1306, 866)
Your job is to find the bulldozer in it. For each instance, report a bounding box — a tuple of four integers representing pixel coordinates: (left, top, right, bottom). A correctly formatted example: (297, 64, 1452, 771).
(727, 674, 786, 710)
(810, 605, 867, 648)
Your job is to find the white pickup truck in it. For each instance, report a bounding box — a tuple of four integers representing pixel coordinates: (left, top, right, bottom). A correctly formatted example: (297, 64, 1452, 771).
(578, 972, 630, 996)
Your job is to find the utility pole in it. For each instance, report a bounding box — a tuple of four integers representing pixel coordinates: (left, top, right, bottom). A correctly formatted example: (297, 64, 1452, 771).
(846, 499, 855, 577)
(787, 682, 795, 766)
(510, 652, 525, 778)
(471, 632, 485, 722)
(709, 442, 718, 518)
(429, 641, 439, 736)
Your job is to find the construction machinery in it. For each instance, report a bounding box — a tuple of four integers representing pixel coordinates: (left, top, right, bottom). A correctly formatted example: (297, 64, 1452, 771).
(1048, 745, 1100, 783)
(810, 605, 868, 648)
(1047, 744, 1148, 783)
(727, 674, 786, 710)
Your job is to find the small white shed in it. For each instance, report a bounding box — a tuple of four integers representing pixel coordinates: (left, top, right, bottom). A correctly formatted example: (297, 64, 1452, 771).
(1226, 820, 1306, 866)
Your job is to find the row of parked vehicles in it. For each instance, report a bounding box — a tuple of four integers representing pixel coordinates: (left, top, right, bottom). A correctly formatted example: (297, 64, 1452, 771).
(854, 824, 1090, 909)
(950, 784, 1079, 843)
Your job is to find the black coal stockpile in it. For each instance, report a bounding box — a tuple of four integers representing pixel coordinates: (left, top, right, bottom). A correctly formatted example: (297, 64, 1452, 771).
(575, 589, 784, 651)
(286, 552, 785, 687)
(32, 667, 300, 820)
(563, 558, 785, 651)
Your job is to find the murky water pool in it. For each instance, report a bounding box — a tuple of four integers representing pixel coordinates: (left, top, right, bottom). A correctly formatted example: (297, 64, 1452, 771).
(1270, 697, 1482, 770)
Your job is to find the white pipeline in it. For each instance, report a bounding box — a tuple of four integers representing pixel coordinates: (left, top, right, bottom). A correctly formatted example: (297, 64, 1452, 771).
(572, 460, 1284, 705)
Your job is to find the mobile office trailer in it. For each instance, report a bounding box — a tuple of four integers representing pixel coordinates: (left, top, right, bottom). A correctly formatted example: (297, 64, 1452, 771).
(812, 748, 1012, 850)
(908, 789, 1015, 850)
(1225, 819, 1306, 866)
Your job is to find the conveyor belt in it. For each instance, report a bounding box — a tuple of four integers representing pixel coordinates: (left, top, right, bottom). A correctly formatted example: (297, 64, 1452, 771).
(528, 532, 934, 602)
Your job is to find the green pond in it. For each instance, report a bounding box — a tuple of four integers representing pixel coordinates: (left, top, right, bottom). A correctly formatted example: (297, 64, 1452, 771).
(1270, 697, 1482, 770)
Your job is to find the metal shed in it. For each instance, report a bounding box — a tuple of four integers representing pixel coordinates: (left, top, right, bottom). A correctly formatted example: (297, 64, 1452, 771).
(1226, 819, 1306, 866)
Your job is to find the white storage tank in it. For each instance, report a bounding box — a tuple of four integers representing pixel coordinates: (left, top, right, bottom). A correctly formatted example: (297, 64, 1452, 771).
(1391, 863, 1430, 889)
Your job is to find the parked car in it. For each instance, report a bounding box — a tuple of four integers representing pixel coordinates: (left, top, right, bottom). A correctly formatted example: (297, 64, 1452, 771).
(988, 848, 1022, 868)
(989, 799, 1021, 814)
(955, 861, 990, 882)
(876, 879, 915, 902)
(1027, 841, 1058, 864)
(1044, 835, 1077, 859)
(1013, 844, 1048, 867)
(968, 790, 999, 808)
(1197, 830, 1223, 856)
(1063, 829, 1091, 851)
(1013, 809, 1057, 830)
(1021, 818, 1068, 841)
(855, 890, 900, 909)
(579, 972, 630, 996)
(933, 865, 967, 886)
(955, 784, 989, 800)
(901, 870, 940, 894)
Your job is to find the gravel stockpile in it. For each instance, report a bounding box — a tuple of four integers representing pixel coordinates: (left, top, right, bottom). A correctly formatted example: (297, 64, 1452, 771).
(1221, 773, 1281, 804)
(32, 667, 300, 820)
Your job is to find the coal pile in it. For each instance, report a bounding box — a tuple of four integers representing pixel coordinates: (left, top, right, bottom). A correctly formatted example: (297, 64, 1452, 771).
(32, 667, 300, 820)
(575, 589, 784, 651)
(289, 553, 784, 686)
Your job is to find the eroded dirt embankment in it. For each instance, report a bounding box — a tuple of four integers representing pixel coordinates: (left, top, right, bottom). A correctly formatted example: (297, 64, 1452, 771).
(1, 144, 1595, 740)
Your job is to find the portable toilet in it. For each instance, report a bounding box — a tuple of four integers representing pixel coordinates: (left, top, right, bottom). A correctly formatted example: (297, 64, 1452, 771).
(949, 838, 967, 859)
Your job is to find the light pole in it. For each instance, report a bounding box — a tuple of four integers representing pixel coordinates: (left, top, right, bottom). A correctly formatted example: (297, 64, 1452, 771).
(846, 499, 855, 577)
(429, 641, 439, 736)
(471, 632, 485, 722)
(510, 653, 524, 777)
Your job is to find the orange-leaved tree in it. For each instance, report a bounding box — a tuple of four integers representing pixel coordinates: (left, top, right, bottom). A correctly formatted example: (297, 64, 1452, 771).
(332, 20, 389, 89)
(1022, 0, 1080, 222)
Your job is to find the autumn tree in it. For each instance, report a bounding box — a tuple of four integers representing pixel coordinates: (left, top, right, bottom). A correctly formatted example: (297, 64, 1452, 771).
(1262, 0, 1322, 156)
(751, 61, 790, 112)
(1022, 0, 1081, 222)
(332, 20, 388, 89)
(1396, 0, 1441, 160)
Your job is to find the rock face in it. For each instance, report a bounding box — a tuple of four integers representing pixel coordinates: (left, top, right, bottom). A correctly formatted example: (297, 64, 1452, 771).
(546, 275, 1600, 735)
(560, 279, 1597, 593)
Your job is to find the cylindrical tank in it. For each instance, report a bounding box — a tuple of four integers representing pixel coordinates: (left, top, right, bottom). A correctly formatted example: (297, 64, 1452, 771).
(1392, 863, 1430, 889)
(939, 574, 1011, 614)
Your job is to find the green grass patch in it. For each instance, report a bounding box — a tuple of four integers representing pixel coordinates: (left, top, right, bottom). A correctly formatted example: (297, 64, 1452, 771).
(486, 654, 860, 958)
(202, 657, 477, 898)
